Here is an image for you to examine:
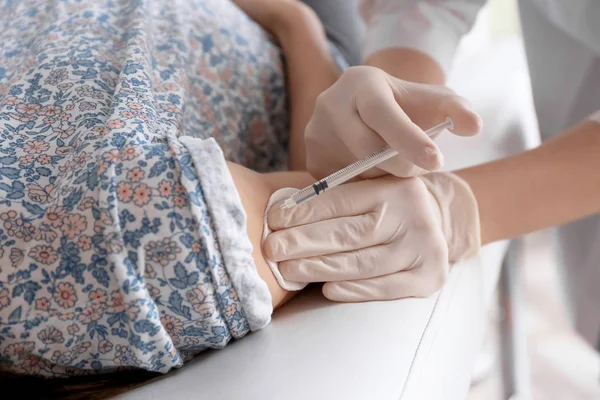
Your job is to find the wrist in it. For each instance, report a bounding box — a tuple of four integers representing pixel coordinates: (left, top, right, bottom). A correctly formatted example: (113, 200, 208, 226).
(421, 172, 481, 263)
(270, 2, 324, 43)
(364, 48, 446, 85)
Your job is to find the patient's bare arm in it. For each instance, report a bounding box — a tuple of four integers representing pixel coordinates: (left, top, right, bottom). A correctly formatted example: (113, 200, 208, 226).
(228, 162, 313, 308)
(234, 0, 341, 170)
(227, 1, 340, 307)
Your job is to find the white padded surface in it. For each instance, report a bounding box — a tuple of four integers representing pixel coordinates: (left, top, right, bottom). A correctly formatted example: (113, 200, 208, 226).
(116, 256, 488, 400)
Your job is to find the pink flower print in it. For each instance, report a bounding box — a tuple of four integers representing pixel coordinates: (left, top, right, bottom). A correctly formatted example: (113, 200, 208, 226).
(193, 302, 214, 316)
(24, 140, 50, 154)
(38, 326, 65, 344)
(35, 297, 50, 311)
(100, 209, 113, 226)
(16, 103, 40, 115)
(96, 160, 110, 175)
(163, 104, 178, 113)
(18, 356, 46, 375)
(144, 264, 157, 279)
(67, 324, 80, 335)
(145, 239, 181, 266)
(146, 283, 160, 298)
(116, 182, 133, 202)
(88, 289, 107, 305)
(53, 282, 78, 309)
(37, 154, 51, 165)
(174, 195, 187, 208)
(5, 342, 35, 359)
(5, 96, 19, 105)
(60, 214, 88, 239)
(76, 341, 91, 354)
(58, 311, 74, 321)
(185, 337, 200, 346)
(28, 245, 58, 265)
(34, 223, 58, 243)
(127, 102, 143, 110)
(158, 180, 172, 197)
(109, 290, 125, 312)
(12, 113, 35, 122)
(53, 125, 75, 138)
(44, 206, 67, 228)
(55, 146, 73, 155)
(126, 304, 140, 321)
(191, 241, 202, 253)
(43, 116, 56, 124)
(161, 315, 184, 336)
(73, 152, 90, 168)
(133, 184, 151, 207)
(174, 184, 185, 194)
(120, 111, 134, 119)
(78, 305, 102, 324)
(39, 105, 62, 116)
(121, 145, 140, 161)
(77, 197, 95, 211)
(103, 232, 124, 254)
(113, 345, 140, 366)
(19, 155, 35, 165)
(103, 149, 120, 163)
(0, 287, 11, 310)
(127, 167, 145, 182)
(1, 211, 35, 242)
(106, 119, 123, 129)
(10, 248, 25, 267)
(225, 304, 237, 317)
(27, 183, 56, 204)
(19, 356, 46, 375)
(78, 235, 92, 251)
(98, 339, 113, 354)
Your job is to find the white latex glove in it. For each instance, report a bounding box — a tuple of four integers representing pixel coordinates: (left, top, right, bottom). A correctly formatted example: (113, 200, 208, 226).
(306, 66, 483, 179)
(263, 172, 480, 301)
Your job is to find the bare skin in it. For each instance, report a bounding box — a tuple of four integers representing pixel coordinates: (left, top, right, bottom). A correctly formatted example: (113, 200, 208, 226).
(229, 0, 340, 307)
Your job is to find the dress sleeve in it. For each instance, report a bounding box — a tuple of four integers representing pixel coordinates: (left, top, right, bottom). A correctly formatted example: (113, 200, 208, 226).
(359, 0, 487, 74)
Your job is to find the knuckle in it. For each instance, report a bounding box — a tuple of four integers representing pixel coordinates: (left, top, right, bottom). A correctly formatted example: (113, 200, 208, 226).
(341, 65, 371, 81)
(404, 177, 428, 196)
(315, 91, 334, 113)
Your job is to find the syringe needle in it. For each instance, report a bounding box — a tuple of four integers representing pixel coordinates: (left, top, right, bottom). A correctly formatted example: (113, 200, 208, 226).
(280, 117, 454, 209)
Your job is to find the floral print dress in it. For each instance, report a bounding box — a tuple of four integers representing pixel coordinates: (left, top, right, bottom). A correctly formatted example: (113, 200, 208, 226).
(0, 0, 289, 376)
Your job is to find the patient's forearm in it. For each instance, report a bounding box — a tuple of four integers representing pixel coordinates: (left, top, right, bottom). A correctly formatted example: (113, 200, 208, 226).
(227, 162, 313, 308)
(456, 121, 600, 245)
(364, 48, 445, 84)
(273, 3, 340, 170)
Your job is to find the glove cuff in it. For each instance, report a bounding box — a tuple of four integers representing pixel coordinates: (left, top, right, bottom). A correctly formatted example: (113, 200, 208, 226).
(420, 172, 481, 263)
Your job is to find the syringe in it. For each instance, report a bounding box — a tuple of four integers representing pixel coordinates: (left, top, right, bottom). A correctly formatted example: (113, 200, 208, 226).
(280, 117, 454, 209)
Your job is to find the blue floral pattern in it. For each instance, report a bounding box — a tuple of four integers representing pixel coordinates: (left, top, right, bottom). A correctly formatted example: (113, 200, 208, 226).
(0, 0, 288, 376)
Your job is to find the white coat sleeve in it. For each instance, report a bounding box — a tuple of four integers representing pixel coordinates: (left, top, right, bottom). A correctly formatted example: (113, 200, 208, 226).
(360, 0, 488, 74)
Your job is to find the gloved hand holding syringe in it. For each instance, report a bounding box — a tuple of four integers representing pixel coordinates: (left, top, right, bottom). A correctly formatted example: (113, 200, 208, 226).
(281, 117, 454, 209)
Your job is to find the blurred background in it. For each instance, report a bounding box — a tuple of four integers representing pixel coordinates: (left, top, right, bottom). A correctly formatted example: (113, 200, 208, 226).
(449, 1, 600, 399)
